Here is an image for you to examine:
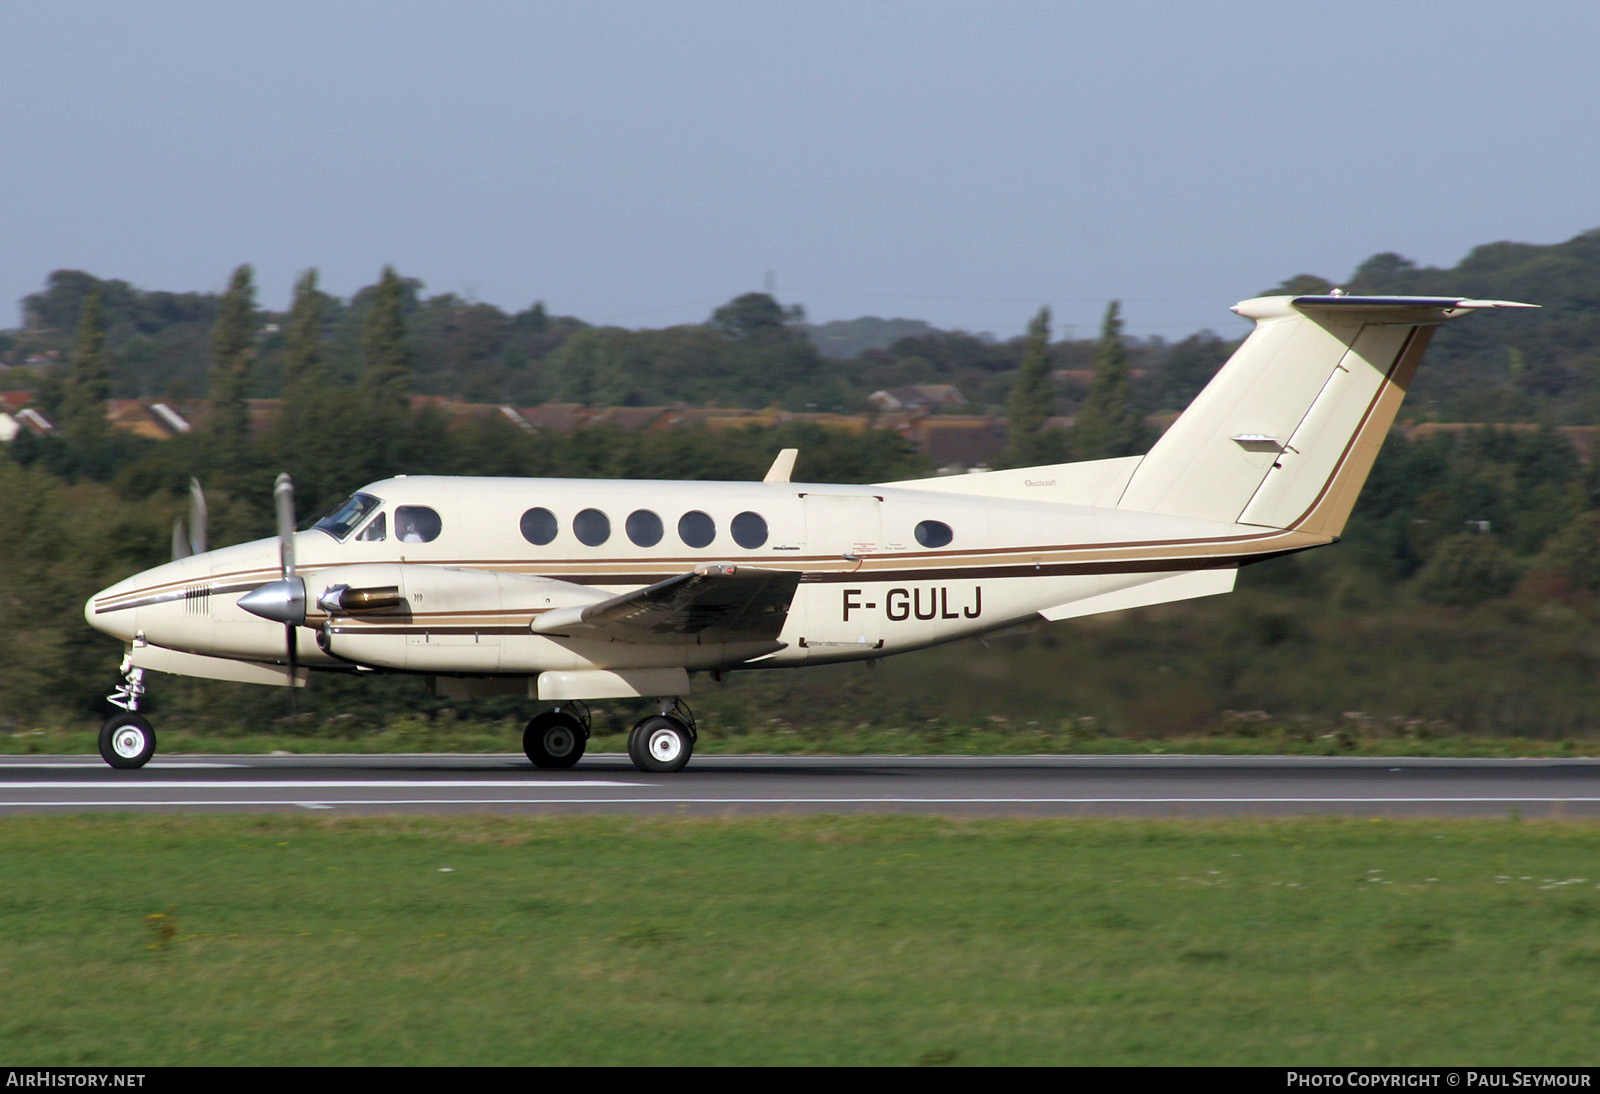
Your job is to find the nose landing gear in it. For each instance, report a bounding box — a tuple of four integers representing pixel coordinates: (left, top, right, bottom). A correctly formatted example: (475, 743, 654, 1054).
(101, 655, 155, 769)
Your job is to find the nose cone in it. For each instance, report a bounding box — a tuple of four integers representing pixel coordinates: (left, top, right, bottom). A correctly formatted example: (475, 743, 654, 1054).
(83, 544, 263, 644)
(85, 574, 143, 641)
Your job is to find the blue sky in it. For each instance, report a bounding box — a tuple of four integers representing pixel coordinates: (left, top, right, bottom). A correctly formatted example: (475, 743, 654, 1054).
(3, 0, 1595, 341)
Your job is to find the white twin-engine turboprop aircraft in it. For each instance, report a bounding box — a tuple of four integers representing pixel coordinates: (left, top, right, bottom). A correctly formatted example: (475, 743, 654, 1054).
(85, 294, 1533, 772)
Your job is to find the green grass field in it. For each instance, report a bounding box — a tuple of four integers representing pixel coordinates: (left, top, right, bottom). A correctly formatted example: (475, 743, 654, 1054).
(3, 814, 1598, 1065)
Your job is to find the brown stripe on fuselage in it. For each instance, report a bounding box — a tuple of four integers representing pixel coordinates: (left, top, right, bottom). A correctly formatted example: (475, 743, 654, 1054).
(93, 524, 1327, 614)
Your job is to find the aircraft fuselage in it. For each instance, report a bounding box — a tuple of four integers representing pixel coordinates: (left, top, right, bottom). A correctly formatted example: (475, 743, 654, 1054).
(87, 474, 1314, 681)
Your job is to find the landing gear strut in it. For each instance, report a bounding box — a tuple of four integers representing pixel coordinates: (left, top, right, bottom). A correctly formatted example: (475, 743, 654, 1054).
(628, 699, 697, 774)
(523, 703, 590, 769)
(101, 654, 155, 769)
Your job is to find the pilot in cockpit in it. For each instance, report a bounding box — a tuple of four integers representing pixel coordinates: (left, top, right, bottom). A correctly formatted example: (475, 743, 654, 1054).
(396, 506, 440, 543)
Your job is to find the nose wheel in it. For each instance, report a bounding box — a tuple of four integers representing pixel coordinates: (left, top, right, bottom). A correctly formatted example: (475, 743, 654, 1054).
(100, 712, 156, 770)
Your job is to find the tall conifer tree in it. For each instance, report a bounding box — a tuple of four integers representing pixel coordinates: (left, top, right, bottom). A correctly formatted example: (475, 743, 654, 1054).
(360, 266, 414, 417)
(208, 264, 256, 444)
(276, 268, 354, 498)
(62, 286, 110, 444)
(1073, 300, 1147, 459)
(282, 268, 324, 405)
(1004, 306, 1059, 467)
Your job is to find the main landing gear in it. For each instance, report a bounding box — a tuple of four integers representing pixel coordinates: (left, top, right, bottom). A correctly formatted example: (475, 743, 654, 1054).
(522, 698, 698, 774)
(100, 655, 155, 769)
(628, 700, 697, 774)
(523, 704, 591, 769)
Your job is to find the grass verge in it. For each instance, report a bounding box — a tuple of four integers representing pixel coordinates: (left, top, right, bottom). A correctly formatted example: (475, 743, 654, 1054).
(3, 814, 1598, 1065)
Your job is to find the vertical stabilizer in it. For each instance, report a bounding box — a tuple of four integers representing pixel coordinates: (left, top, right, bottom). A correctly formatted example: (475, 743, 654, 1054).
(1115, 295, 1535, 537)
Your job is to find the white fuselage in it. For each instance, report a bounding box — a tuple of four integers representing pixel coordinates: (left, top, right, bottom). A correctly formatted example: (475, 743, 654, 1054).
(86, 474, 1320, 690)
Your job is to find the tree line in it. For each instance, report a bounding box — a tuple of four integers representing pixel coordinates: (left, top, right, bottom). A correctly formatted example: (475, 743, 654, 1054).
(11, 227, 1599, 439)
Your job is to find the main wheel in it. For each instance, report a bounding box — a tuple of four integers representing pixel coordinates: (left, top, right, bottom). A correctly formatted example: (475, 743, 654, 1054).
(628, 715, 694, 773)
(99, 713, 156, 770)
(523, 711, 587, 769)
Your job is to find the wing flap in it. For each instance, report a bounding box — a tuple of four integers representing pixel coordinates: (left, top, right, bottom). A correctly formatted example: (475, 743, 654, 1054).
(531, 564, 801, 645)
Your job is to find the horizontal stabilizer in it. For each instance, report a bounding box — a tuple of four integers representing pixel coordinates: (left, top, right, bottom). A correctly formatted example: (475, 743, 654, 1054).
(1038, 568, 1237, 622)
(1289, 295, 1537, 318)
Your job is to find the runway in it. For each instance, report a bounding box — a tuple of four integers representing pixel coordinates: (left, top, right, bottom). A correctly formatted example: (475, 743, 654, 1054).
(4, 753, 1600, 817)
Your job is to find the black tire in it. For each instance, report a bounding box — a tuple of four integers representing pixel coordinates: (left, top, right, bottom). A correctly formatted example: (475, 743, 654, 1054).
(627, 715, 694, 774)
(523, 711, 587, 769)
(99, 713, 156, 770)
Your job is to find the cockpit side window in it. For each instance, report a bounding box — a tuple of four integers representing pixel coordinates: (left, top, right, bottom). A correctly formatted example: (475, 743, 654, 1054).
(395, 505, 442, 543)
(355, 512, 387, 542)
(313, 492, 383, 541)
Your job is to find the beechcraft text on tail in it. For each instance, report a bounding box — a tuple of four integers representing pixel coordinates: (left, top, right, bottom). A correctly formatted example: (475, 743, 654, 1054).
(85, 294, 1536, 772)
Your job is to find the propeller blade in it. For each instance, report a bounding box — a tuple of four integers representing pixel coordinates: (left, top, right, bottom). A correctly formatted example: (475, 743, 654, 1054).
(171, 517, 190, 560)
(272, 472, 299, 714)
(188, 478, 207, 555)
(274, 473, 296, 580)
(284, 622, 299, 719)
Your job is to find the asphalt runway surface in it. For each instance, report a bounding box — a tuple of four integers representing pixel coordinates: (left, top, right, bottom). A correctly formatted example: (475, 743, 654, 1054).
(4, 753, 1600, 818)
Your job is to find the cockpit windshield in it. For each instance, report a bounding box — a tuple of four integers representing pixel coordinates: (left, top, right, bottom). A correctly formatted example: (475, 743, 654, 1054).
(313, 492, 383, 541)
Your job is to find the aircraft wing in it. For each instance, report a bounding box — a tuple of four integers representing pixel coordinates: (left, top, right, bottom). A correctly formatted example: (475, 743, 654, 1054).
(530, 564, 801, 645)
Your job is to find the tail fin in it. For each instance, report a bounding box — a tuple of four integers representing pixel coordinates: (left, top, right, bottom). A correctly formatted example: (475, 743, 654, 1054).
(1115, 295, 1535, 536)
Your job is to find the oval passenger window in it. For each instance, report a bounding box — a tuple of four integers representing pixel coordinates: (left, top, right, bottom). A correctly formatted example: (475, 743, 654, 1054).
(626, 509, 664, 547)
(574, 508, 611, 547)
(520, 507, 558, 546)
(914, 520, 953, 548)
(731, 511, 768, 549)
(678, 510, 715, 548)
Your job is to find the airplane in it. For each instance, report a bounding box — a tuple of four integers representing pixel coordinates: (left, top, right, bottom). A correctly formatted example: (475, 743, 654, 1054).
(84, 293, 1534, 772)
